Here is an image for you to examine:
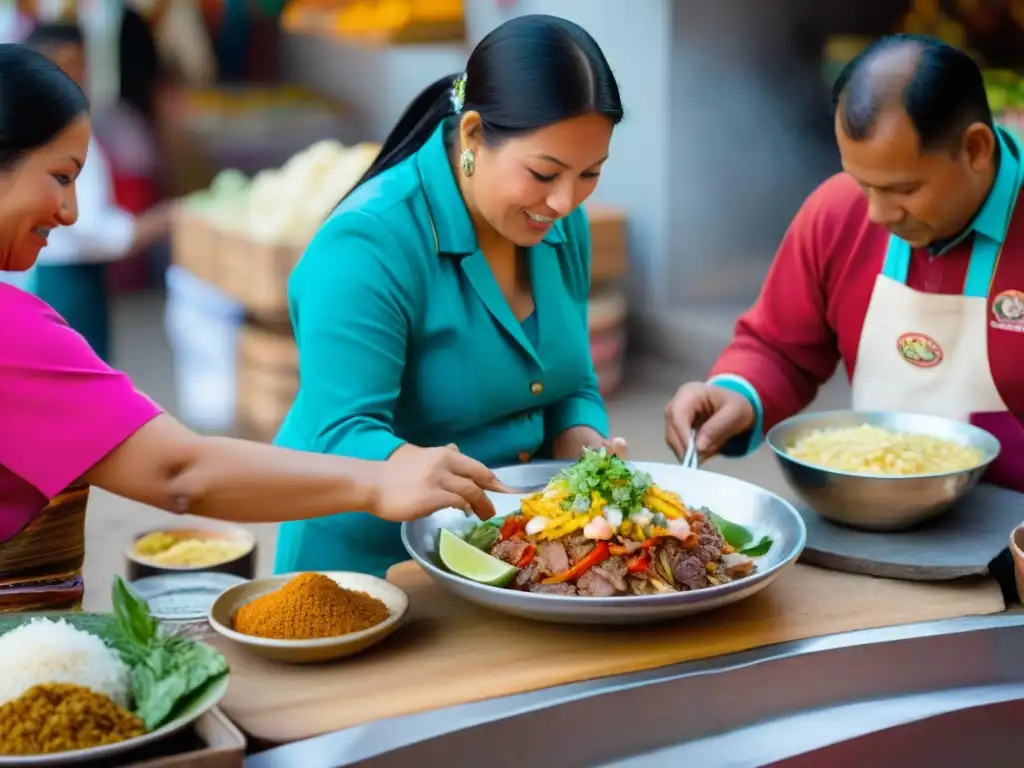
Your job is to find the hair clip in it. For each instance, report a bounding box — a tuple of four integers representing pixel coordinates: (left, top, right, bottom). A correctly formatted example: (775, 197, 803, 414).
(450, 73, 467, 114)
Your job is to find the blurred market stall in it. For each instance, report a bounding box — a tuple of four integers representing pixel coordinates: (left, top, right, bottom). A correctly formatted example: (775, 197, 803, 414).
(168, 138, 631, 437)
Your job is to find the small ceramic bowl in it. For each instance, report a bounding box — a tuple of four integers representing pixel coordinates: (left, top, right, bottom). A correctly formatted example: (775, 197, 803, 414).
(1009, 524, 1024, 605)
(207, 571, 409, 664)
(130, 572, 249, 639)
(125, 524, 257, 581)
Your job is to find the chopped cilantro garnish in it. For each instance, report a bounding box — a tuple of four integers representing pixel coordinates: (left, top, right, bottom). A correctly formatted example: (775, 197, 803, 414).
(552, 447, 652, 514)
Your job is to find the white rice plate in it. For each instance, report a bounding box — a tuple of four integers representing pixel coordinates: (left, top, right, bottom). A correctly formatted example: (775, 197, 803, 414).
(0, 618, 131, 708)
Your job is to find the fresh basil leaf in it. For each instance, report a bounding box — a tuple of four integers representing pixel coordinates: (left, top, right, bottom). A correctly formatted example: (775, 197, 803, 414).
(464, 523, 500, 551)
(131, 656, 179, 731)
(108, 577, 154, 666)
(133, 636, 229, 731)
(163, 669, 229, 725)
(703, 509, 774, 556)
(739, 536, 773, 557)
(704, 509, 753, 549)
(109, 575, 230, 731)
(112, 575, 157, 648)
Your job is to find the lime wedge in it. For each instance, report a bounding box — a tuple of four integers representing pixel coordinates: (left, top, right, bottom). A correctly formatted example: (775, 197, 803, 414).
(438, 529, 518, 587)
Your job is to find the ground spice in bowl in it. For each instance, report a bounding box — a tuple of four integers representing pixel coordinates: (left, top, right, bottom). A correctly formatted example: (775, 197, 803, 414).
(231, 573, 391, 640)
(0, 683, 146, 755)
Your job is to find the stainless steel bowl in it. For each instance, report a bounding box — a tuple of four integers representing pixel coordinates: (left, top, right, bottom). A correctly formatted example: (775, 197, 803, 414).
(766, 411, 1001, 532)
(401, 461, 806, 625)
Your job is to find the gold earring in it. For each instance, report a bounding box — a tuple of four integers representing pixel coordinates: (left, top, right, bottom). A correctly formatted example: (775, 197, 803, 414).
(460, 148, 475, 177)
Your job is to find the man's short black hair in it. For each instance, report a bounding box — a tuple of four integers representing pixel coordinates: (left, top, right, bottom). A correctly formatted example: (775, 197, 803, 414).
(24, 21, 84, 50)
(832, 34, 993, 153)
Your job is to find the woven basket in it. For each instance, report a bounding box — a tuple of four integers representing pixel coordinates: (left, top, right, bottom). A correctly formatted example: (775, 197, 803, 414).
(0, 482, 88, 578)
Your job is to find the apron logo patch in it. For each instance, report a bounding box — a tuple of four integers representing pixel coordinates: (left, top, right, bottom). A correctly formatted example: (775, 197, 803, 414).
(991, 290, 1024, 333)
(896, 333, 943, 368)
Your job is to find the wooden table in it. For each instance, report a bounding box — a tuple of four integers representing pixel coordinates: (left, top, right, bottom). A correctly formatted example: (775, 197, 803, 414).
(212, 560, 1004, 744)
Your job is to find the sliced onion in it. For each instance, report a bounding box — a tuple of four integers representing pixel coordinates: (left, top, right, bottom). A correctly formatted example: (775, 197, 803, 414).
(604, 506, 624, 530)
(525, 516, 550, 536)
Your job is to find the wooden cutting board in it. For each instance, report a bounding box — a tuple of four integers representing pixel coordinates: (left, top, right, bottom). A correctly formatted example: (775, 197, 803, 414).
(211, 561, 1005, 744)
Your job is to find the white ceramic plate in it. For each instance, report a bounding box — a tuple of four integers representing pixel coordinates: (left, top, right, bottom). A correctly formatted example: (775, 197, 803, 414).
(0, 613, 228, 766)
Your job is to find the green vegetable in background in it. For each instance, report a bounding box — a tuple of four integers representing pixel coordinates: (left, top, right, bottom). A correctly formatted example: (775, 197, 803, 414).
(704, 508, 774, 557)
(464, 523, 500, 551)
(108, 576, 229, 731)
(737, 537, 773, 557)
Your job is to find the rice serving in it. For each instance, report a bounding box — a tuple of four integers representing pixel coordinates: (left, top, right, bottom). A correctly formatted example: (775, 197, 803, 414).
(0, 619, 131, 709)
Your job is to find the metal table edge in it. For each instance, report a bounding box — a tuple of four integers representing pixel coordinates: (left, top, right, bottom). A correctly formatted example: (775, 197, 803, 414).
(245, 609, 1024, 766)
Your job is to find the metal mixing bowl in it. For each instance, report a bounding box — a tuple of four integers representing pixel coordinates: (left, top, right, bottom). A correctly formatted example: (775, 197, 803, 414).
(766, 411, 1001, 531)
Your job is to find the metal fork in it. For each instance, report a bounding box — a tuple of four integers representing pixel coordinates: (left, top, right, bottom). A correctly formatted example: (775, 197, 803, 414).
(497, 482, 547, 495)
(681, 428, 700, 470)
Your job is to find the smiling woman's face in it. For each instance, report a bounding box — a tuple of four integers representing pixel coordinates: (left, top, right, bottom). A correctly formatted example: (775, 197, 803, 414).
(0, 114, 89, 272)
(464, 112, 613, 247)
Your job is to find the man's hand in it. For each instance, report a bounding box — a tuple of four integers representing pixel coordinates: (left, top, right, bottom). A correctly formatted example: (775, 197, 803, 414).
(665, 382, 755, 461)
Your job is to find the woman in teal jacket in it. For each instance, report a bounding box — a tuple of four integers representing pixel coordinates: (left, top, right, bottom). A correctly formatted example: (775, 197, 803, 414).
(274, 14, 627, 577)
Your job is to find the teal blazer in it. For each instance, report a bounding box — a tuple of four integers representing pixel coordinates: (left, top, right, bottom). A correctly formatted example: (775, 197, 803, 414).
(273, 122, 610, 577)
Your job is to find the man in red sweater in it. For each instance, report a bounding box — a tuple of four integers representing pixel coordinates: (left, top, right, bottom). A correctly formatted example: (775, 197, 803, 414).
(665, 34, 1024, 491)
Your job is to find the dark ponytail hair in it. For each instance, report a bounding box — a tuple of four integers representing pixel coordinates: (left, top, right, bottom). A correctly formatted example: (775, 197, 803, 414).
(341, 14, 623, 204)
(0, 44, 89, 173)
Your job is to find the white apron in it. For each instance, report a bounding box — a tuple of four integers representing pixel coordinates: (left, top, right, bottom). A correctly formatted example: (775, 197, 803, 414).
(850, 130, 1024, 491)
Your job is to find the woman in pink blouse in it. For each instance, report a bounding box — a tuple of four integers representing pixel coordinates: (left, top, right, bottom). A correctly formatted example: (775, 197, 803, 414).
(0, 44, 501, 606)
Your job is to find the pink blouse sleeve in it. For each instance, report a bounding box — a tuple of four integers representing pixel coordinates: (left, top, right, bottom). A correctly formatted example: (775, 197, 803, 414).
(0, 286, 162, 499)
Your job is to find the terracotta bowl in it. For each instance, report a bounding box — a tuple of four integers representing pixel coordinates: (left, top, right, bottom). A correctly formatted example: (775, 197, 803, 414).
(125, 524, 257, 581)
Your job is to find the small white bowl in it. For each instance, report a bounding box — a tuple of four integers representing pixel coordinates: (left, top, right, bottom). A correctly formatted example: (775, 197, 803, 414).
(207, 571, 409, 664)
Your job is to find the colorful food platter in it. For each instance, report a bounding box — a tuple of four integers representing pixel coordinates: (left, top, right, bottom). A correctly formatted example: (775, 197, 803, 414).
(403, 452, 806, 625)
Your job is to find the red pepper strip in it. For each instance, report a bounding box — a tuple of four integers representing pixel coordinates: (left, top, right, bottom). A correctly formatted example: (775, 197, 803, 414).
(626, 554, 650, 573)
(515, 545, 536, 569)
(542, 541, 610, 584)
(499, 516, 526, 541)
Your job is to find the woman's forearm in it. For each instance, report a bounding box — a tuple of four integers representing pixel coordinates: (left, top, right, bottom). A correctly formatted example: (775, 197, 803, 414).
(84, 415, 381, 524)
(86, 413, 501, 525)
(167, 436, 379, 523)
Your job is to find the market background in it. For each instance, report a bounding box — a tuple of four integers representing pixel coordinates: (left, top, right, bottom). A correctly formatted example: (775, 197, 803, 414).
(4, 0, 1019, 609)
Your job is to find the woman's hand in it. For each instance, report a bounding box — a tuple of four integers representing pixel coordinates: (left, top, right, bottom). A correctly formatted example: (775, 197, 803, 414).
(552, 426, 628, 460)
(367, 445, 508, 523)
(85, 415, 509, 526)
